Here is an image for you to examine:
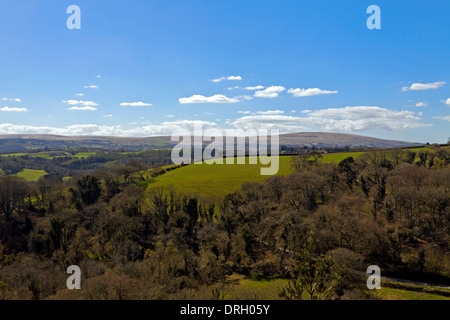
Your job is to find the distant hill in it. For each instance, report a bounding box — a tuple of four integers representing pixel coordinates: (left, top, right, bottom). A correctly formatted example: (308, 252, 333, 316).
(278, 132, 421, 148)
(0, 132, 420, 153)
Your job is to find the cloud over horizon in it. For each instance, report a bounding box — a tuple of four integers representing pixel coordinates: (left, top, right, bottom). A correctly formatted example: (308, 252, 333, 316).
(230, 106, 429, 132)
(0, 120, 218, 137)
(0, 105, 429, 136)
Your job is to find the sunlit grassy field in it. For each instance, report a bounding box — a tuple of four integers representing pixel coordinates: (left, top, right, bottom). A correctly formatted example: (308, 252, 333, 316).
(74, 152, 96, 159)
(14, 169, 48, 182)
(146, 152, 364, 197)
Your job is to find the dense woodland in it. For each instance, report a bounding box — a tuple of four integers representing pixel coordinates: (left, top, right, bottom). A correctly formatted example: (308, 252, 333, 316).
(0, 147, 449, 299)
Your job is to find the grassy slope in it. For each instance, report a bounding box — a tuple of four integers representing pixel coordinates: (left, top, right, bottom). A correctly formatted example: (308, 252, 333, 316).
(146, 152, 363, 197)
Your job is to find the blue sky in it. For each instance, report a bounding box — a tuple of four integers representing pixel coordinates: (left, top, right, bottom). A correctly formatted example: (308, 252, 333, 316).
(0, 0, 449, 143)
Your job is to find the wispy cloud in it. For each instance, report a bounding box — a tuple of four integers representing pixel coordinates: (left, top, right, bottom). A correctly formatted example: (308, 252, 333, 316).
(288, 87, 338, 97)
(120, 101, 152, 107)
(234, 95, 253, 101)
(212, 75, 242, 83)
(84, 85, 99, 89)
(1, 106, 28, 112)
(103, 114, 113, 118)
(402, 81, 446, 92)
(433, 115, 450, 122)
(254, 86, 286, 98)
(75, 93, 85, 97)
(237, 110, 284, 115)
(256, 110, 284, 115)
(179, 94, 241, 104)
(2, 98, 21, 102)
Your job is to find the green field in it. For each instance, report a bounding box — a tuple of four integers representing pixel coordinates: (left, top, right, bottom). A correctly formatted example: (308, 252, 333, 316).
(375, 287, 449, 300)
(146, 152, 363, 198)
(222, 274, 450, 300)
(14, 169, 48, 182)
(74, 152, 96, 159)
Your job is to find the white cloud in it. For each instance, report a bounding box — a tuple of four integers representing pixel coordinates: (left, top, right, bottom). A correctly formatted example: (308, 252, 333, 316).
(120, 101, 152, 107)
(433, 115, 450, 122)
(166, 114, 175, 118)
(1, 107, 28, 112)
(415, 101, 429, 107)
(287, 87, 338, 97)
(179, 94, 241, 104)
(103, 114, 113, 118)
(2, 98, 21, 102)
(245, 85, 264, 90)
(254, 86, 286, 98)
(238, 111, 252, 114)
(63, 100, 98, 107)
(67, 106, 97, 111)
(402, 81, 446, 91)
(75, 93, 85, 97)
(441, 98, 450, 107)
(84, 85, 99, 89)
(227, 86, 241, 90)
(256, 110, 284, 115)
(96, 75, 102, 78)
(212, 75, 242, 83)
